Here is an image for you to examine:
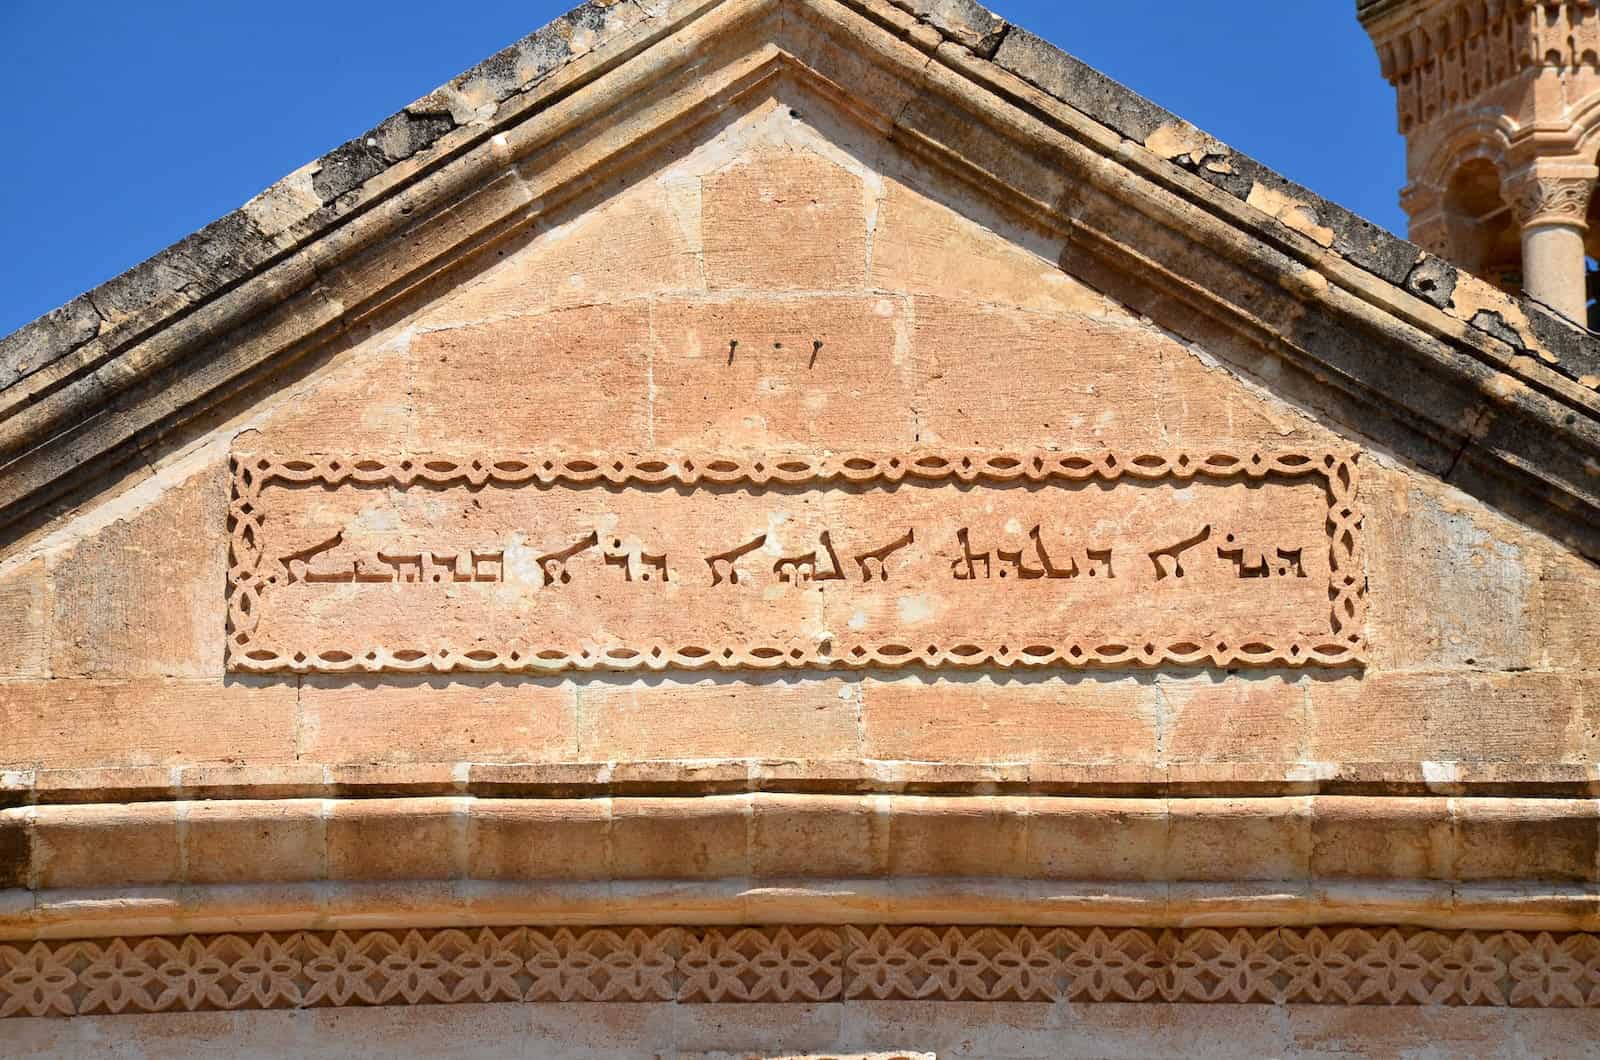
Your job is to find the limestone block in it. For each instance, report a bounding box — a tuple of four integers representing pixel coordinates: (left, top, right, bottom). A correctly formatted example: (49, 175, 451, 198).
(861, 674, 1158, 763)
(1167, 797, 1312, 881)
(246, 325, 416, 453)
(1026, 796, 1167, 880)
(907, 300, 1323, 452)
(33, 766, 176, 804)
(749, 793, 887, 878)
(31, 803, 181, 889)
(407, 305, 652, 451)
(702, 148, 866, 290)
(648, 295, 915, 449)
(185, 799, 326, 885)
(1363, 470, 1539, 670)
(578, 676, 861, 761)
(297, 676, 577, 765)
(1536, 544, 1600, 668)
(0, 558, 47, 677)
(1453, 797, 1599, 882)
(609, 795, 750, 879)
(1310, 796, 1452, 879)
(1307, 670, 1591, 764)
(868, 176, 1112, 315)
(467, 799, 610, 881)
(326, 797, 462, 881)
(422, 180, 701, 326)
(1159, 673, 1306, 764)
(885, 795, 1029, 876)
(49, 463, 229, 677)
(0, 678, 296, 771)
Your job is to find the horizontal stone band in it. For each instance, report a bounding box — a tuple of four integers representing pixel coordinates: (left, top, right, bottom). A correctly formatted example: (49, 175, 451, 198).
(5, 794, 1600, 940)
(6, 924, 1600, 1017)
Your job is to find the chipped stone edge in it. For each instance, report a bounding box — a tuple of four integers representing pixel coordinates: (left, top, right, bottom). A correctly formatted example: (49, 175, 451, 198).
(0, 0, 674, 396)
(0, 0, 1597, 548)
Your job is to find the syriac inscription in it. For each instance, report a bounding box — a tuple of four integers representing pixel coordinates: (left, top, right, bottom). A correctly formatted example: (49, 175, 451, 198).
(226, 450, 1366, 672)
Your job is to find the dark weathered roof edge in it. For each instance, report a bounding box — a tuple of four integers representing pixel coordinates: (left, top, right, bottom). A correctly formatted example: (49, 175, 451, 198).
(1, 0, 1597, 557)
(981, 17, 1600, 390)
(0, 0, 666, 396)
(6, 0, 1594, 407)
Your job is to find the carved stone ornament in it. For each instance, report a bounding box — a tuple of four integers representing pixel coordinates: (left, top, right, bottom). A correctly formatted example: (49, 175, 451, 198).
(1507, 172, 1596, 229)
(5, 924, 1600, 1017)
(226, 448, 1368, 673)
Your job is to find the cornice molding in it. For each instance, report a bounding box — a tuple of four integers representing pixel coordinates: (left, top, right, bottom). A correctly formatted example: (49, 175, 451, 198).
(0, 0, 1597, 561)
(5, 794, 1600, 940)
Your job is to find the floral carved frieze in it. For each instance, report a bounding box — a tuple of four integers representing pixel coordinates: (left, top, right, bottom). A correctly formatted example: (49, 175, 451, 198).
(5, 924, 1599, 1018)
(226, 449, 1367, 673)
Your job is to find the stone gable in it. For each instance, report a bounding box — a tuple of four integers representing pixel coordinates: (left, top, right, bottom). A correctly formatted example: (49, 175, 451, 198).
(2, 0, 1600, 1054)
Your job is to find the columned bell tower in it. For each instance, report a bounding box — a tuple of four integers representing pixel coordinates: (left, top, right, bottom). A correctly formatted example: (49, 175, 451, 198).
(1359, 0, 1600, 322)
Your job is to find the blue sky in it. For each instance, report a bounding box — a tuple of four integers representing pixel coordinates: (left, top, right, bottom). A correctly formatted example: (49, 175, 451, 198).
(0, 1, 1401, 337)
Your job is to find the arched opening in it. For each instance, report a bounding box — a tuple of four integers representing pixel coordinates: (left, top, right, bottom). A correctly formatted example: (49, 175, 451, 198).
(1441, 159, 1522, 295)
(1440, 157, 1523, 293)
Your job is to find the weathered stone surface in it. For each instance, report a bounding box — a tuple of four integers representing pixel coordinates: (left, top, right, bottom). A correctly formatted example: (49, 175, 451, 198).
(702, 148, 867, 290)
(1311, 795, 1452, 879)
(186, 799, 325, 885)
(907, 300, 1333, 451)
(609, 795, 750, 879)
(49, 463, 229, 677)
(1168, 796, 1313, 882)
(869, 177, 1114, 316)
(421, 180, 702, 326)
(468, 798, 611, 881)
(1027, 796, 1167, 879)
(31, 803, 181, 889)
(893, 0, 1008, 55)
(1160, 672, 1307, 763)
(407, 305, 653, 451)
(862, 674, 1158, 762)
(297, 676, 577, 765)
(1, 1, 1599, 1045)
(326, 797, 461, 881)
(0, 678, 296, 770)
(0, 558, 48, 677)
(580, 676, 861, 761)
(1307, 670, 1596, 764)
(749, 792, 886, 877)
(649, 295, 914, 448)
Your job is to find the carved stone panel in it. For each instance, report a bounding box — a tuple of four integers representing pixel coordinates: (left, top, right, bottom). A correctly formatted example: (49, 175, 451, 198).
(226, 449, 1366, 673)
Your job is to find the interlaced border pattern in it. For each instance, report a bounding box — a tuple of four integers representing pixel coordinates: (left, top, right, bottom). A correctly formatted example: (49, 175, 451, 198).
(226, 449, 1367, 673)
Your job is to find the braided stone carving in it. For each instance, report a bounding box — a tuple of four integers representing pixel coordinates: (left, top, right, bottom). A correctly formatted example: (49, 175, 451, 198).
(227, 448, 1367, 672)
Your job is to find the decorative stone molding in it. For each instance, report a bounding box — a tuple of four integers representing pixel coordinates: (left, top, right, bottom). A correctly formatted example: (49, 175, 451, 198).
(1505, 166, 1597, 228)
(1363, 1, 1600, 135)
(9, 795, 1600, 940)
(226, 449, 1367, 673)
(7, 925, 1600, 1017)
(2, 0, 1597, 570)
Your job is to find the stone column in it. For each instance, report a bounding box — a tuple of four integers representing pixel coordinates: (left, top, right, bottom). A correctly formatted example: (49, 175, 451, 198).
(1504, 160, 1597, 320)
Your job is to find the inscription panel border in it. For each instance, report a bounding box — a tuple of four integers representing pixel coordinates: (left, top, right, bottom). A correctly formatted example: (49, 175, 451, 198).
(225, 449, 1367, 673)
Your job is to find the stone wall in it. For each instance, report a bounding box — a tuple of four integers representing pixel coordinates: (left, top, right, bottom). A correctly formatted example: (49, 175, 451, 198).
(3, 0, 1600, 1052)
(2, 87, 1595, 787)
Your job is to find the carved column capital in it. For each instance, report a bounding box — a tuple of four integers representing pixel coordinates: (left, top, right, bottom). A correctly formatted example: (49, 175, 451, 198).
(1504, 165, 1597, 230)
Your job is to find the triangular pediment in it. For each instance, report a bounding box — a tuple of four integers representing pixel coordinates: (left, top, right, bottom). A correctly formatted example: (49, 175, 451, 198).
(0, 0, 1597, 561)
(8, 7, 1600, 1037)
